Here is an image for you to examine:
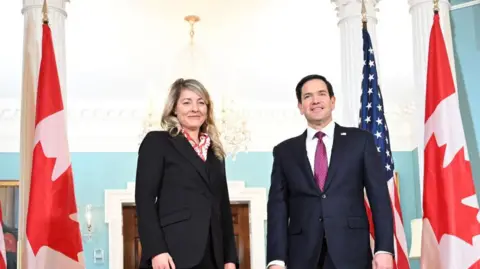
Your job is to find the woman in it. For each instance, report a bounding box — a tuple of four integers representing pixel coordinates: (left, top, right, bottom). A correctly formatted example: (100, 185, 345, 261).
(135, 78, 238, 269)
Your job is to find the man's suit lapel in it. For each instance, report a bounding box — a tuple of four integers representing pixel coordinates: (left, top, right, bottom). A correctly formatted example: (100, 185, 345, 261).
(169, 134, 211, 188)
(293, 131, 322, 195)
(323, 123, 349, 192)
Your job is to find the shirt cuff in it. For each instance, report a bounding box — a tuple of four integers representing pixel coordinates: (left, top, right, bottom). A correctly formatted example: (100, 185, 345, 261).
(267, 260, 285, 268)
(374, 251, 393, 256)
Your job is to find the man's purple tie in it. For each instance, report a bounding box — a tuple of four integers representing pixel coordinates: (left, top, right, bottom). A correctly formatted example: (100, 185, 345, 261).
(314, 131, 328, 191)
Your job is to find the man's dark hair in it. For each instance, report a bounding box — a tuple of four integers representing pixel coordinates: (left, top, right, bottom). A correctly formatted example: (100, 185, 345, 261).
(295, 74, 334, 103)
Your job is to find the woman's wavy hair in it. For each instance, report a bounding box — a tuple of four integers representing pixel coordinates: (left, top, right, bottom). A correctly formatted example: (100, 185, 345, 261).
(160, 78, 225, 160)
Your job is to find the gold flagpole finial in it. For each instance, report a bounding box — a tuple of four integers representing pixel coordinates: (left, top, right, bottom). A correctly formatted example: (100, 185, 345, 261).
(42, 0, 49, 24)
(433, 0, 439, 12)
(361, 0, 367, 27)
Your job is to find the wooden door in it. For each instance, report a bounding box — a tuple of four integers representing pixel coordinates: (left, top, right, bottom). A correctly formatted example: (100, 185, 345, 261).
(122, 204, 250, 269)
(123, 206, 141, 269)
(230, 203, 251, 269)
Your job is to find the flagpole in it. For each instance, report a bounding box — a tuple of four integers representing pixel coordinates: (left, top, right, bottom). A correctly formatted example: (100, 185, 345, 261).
(43, 0, 49, 24)
(361, 0, 367, 28)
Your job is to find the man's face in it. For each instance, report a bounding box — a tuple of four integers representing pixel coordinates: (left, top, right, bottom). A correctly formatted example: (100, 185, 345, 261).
(297, 79, 335, 124)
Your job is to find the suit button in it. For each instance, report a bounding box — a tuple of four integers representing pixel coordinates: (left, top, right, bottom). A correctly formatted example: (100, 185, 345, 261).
(319, 218, 323, 222)
(322, 194, 327, 199)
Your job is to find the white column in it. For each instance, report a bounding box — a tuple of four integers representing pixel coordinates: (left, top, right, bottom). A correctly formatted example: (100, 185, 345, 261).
(407, 0, 455, 205)
(22, 0, 69, 96)
(18, 1, 69, 268)
(332, 0, 382, 127)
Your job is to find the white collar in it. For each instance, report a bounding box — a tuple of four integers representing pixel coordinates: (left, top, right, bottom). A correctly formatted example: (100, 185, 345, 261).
(306, 120, 335, 140)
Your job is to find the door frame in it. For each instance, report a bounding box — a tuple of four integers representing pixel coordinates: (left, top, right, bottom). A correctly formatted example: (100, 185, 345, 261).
(105, 181, 267, 269)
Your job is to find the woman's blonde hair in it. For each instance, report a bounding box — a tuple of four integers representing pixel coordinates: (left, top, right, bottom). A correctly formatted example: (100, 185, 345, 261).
(160, 78, 225, 160)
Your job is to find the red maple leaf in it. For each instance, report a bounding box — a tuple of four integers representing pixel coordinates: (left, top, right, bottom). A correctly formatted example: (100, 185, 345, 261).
(423, 134, 480, 245)
(26, 142, 83, 262)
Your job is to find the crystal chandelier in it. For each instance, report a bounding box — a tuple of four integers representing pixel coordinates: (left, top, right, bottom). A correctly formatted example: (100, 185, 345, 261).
(139, 111, 159, 143)
(138, 94, 163, 143)
(216, 98, 251, 160)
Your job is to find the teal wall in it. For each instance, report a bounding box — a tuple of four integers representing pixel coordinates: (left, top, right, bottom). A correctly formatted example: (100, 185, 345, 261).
(0, 151, 419, 268)
(451, 3, 480, 192)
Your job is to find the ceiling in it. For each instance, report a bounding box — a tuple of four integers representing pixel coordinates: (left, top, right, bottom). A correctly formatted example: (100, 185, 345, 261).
(0, 0, 416, 113)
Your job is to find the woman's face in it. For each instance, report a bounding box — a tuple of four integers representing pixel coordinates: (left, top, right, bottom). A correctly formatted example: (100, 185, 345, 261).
(175, 88, 208, 132)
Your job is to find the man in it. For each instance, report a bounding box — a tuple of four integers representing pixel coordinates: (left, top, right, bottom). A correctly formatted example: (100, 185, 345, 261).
(266, 75, 394, 269)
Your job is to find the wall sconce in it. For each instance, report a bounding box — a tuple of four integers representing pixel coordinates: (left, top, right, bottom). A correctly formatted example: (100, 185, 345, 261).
(84, 204, 93, 241)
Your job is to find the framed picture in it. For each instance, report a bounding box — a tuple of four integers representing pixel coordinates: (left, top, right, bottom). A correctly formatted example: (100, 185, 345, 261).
(0, 180, 19, 269)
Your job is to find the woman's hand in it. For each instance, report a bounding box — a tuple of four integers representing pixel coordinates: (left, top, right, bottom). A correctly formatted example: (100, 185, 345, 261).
(152, 253, 176, 269)
(224, 262, 236, 269)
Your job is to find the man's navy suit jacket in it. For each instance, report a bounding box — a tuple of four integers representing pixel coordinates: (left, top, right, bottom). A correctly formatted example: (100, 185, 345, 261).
(266, 123, 394, 269)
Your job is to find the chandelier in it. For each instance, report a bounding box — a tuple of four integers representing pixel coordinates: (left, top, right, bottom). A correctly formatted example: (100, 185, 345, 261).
(139, 15, 250, 160)
(138, 103, 161, 143)
(216, 98, 251, 160)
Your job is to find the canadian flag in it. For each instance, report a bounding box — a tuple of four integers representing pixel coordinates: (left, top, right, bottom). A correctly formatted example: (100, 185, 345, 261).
(24, 21, 85, 268)
(0, 203, 6, 269)
(420, 11, 480, 269)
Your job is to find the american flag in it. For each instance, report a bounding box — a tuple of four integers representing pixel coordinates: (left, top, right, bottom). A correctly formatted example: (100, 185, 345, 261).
(358, 26, 410, 269)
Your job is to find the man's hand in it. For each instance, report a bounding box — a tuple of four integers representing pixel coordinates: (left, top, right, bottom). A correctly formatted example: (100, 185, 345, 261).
(268, 266, 285, 269)
(224, 262, 236, 269)
(373, 253, 393, 269)
(152, 253, 175, 269)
